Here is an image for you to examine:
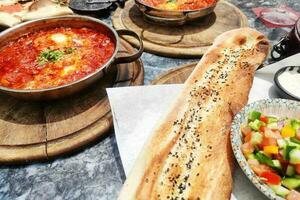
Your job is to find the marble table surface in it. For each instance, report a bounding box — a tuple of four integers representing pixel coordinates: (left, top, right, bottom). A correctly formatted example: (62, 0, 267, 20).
(1, 0, 300, 200)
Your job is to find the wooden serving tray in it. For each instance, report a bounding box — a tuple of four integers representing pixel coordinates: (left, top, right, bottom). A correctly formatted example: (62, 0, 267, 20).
(151, 62, 196, 84)
(0, 39, 144, 164)
(112, 0, 248, 58)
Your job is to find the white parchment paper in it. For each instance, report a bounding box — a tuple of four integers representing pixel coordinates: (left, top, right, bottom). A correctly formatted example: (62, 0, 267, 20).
(107, 74, 283, 200)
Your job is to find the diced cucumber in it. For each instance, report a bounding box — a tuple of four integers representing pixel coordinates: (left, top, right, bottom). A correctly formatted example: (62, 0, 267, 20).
(267, 116, 278, 123)
(267, 122, 278, 130)
(282, 177, 300, 189)
(285, 119, 292, 126)
(268, 184, 290, 198)
(272, 159, 282, 171)
(249, 119, 263, 131)
(247, 153, 256, 160)
(287, 138, 300, 148)
(291, 119, 300, 131)
(272, 160, 281, 168)
(291, 137, 300, 145)
(255, 151, 275, 167)
(277, 139, 287, 148)
(286, 165, 296, 176)
(295, 175, 300, 179)
(289, 149, 300, 164)
(248, 110, 261, 121)
(284, 145, 297, 160)
(251, 132, 263, 145)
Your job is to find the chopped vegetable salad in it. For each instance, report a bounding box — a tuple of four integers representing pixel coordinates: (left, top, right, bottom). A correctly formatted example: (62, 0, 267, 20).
(242, 110, 300, 199)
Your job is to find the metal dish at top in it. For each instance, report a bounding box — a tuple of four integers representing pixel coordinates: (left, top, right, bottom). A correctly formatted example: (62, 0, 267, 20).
(0, 15, 143, 101)
(134, 0, 219, 25)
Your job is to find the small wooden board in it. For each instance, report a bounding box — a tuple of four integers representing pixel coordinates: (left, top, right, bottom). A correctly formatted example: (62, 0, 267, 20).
(112, 0, 248, 58)
(0, 39, 144, 164)
(151, 62, 197, 84)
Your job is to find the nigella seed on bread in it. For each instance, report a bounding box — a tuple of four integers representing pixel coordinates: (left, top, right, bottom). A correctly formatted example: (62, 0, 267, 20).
(118, 28, 269, 200)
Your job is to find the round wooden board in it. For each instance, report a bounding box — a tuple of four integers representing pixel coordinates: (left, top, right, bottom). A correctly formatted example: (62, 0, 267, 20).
(112, 0, 248, 58)
(0, 39, 144, 164)
(151, 62, 197, 85)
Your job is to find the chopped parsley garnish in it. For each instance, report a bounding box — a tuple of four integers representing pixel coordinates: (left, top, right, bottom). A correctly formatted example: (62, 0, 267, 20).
(37, 49, 64, 65)
(65, 47, 76, 54)
(37, 47, 76, 65)
(167, 0, 176, 3)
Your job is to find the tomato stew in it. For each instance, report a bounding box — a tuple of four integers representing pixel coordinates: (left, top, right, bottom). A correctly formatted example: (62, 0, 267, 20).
(140, 0, 217, 11)
(0, 27, 115, 90)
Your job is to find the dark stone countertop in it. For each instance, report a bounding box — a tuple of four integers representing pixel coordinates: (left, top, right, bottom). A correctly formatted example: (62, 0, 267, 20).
(0, 1, 299, 199)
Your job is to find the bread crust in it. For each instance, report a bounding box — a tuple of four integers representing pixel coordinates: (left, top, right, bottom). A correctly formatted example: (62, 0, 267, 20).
(118, 28, 269, 200)
(0, 0, 73, 27)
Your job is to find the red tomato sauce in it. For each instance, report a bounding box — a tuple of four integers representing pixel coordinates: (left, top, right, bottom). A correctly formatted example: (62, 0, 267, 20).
(0, 27, 115, 89)
(141, 0, 216, 11)
(0, 4, 22, 13)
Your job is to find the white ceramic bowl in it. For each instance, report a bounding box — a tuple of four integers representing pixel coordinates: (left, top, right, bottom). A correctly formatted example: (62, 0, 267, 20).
(231, 98, 300, 200)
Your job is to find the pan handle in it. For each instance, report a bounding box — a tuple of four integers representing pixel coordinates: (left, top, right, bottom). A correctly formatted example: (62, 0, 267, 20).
(271, 36, 290, 61)
(114, 29, 144, 65)
(143, 12, 188, 25)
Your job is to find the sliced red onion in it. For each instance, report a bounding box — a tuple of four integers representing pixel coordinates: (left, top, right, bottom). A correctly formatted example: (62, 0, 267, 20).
(278, 120, 285, 129)
(279, 149, 284, 156)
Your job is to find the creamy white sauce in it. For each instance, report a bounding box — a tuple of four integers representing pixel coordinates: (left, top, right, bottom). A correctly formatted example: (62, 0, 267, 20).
(278, 67, 300, 98)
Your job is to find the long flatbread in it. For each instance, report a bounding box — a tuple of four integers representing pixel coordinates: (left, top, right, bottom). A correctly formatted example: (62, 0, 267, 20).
(118, 28, 269, 200)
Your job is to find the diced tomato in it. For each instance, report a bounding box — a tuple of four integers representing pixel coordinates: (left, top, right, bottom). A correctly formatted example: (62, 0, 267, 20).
(295, 164, 300, 175)
(252, 164, 273, 176)
(287, 190, 300, 200)
(248, 158, 260, 166)
(241, 126, 252, 136)
(244, 132, 252, 143)
(241, 142, 254, 155)
(0, 78, 10, 87)
(260, 126, 267, 132)
(260, 115, 268, 123)
(259, 137, 277, 148)
(272, 130, 282, 139)
(260, 171, 281, 185)
(264, 128, 282, 139)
